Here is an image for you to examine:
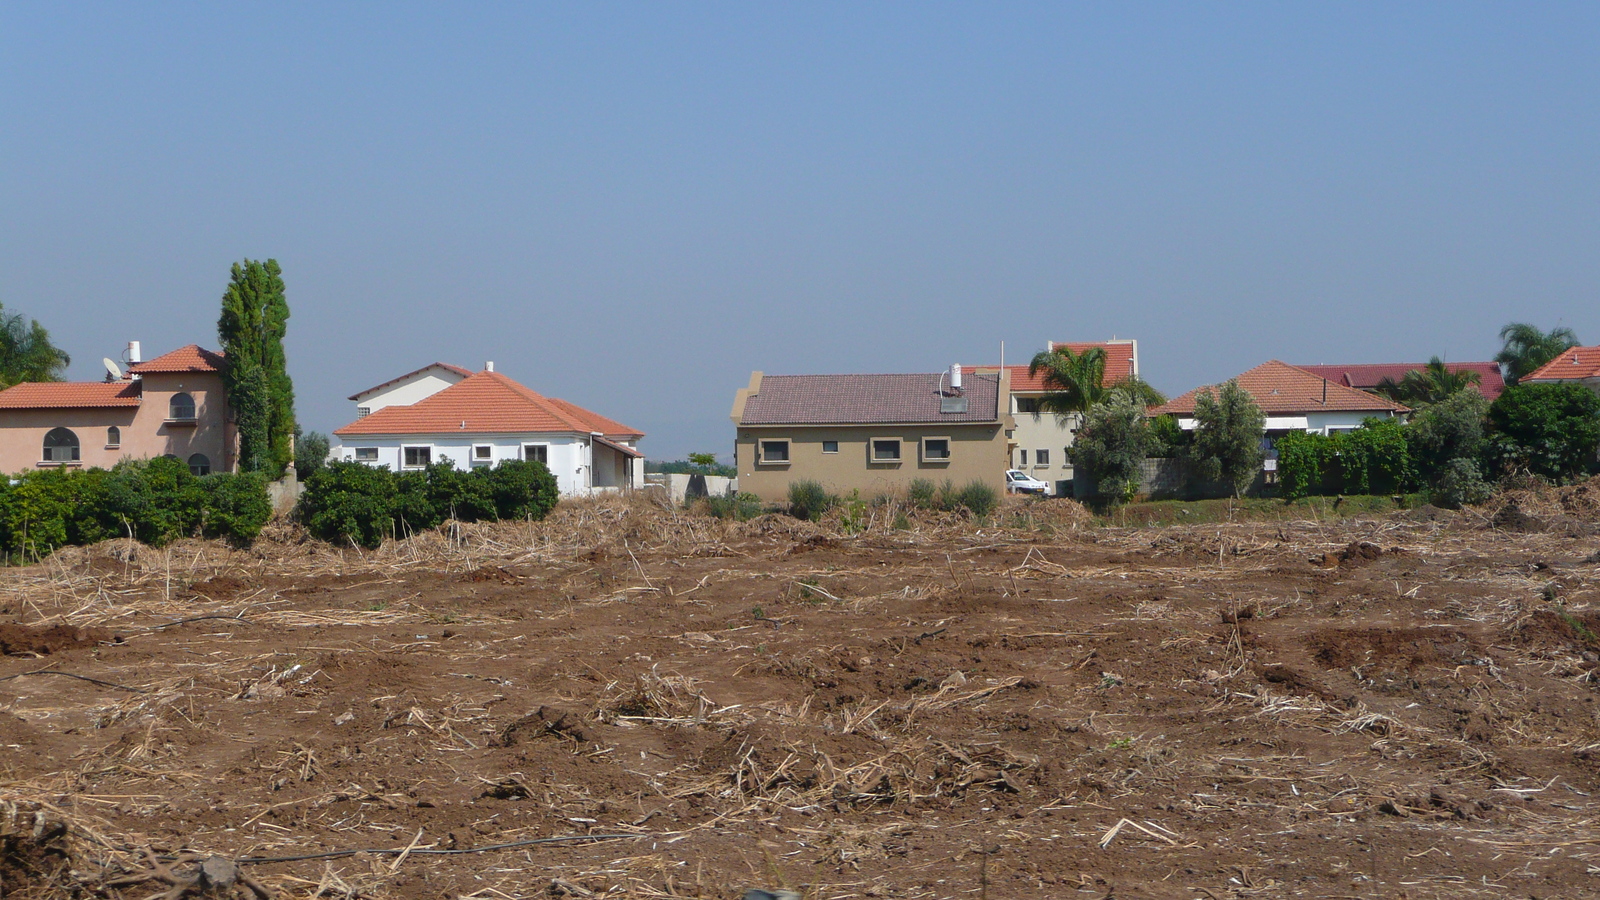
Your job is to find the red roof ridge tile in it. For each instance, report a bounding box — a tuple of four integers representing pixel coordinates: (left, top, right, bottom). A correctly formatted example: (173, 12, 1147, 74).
(127, 345, 225, 374)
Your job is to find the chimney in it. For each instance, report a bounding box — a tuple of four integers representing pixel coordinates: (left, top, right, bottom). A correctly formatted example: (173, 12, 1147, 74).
(485, 361, 495, 372)
(127, 341, 141, 364)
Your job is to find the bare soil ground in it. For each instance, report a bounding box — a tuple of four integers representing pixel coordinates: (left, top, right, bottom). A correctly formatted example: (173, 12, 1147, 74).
(5, 491, 1600, 899)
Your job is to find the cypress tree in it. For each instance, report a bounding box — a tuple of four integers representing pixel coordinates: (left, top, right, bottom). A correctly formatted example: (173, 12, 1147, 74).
(218, 259, 296, 476)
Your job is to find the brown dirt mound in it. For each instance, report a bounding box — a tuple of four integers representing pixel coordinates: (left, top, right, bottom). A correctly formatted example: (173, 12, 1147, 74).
(0, 623, 113, 656)
(1305, 626, 1478, 671)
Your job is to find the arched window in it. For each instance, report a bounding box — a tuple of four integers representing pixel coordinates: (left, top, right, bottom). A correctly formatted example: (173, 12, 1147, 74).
(106, 426, 121, 447)
(187, 453, 211, 476)
(170, 392, 196, 420)
(43, 427, 80, 462)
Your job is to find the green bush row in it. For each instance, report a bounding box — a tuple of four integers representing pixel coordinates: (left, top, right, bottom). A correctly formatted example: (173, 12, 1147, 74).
(299, 458, 559, 549)
(0, 457, 271, 561)
(784, 478, 1000, 521)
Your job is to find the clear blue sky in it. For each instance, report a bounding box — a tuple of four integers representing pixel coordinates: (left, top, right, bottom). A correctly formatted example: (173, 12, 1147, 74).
(3, 3, 1596, 459)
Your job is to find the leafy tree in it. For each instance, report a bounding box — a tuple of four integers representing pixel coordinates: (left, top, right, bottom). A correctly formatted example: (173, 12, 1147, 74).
(294, 430, 331, 480)
(687, 452, 717, 471)
(647, 457, 737, 477)
(1188, 380, 1266, 498)
(1147, 414, 1188, 457)
(1432, 458, 1492, 509)
(1496, 322, 1579, 387)
(1275, 431, 1332, 501)
(0, 304, 71, 388)
(1336, 419, 1414, 494)
(1485, 382, 1600, 481)
(1405, 389, 1489, 479)
(1374, 357, 1482, 407)
(1105, 374, 1167, 408)
(1028, 345, 1108, 415)
(1070, 396, 1154, 504)
(218, 259, 296, 477)
(483, 459, 559, 520)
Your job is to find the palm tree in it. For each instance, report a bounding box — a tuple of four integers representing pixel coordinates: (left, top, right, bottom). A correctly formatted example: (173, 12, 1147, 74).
(1028, 346, 1107, 415)
(1496, 322, 1579, 386)
(1373, 357, 1481, 406)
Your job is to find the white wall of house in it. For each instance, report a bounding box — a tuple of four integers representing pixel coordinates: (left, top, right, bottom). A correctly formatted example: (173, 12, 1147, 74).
(353, 369, 467, 417)
(335, 432, 608, 495)
(1172, 410, 1400, 435)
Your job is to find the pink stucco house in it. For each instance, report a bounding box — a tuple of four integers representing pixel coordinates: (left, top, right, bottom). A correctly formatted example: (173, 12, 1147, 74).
(0, 344, 234, 476)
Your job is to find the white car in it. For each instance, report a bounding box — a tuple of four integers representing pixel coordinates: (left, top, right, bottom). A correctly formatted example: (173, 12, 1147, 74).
(1005, 469, 1049, 494)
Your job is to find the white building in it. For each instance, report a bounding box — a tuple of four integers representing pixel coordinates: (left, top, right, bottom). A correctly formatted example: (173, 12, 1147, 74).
(332, 363, 644, 495)
(1151, 359, 1409, 437)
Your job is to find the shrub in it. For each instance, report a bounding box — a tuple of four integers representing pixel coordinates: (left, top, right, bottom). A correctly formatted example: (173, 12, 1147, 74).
(954, 480, 999, 517)
(200, 472, 273, 546)
(1071, 396, 1154, 504)
(703, 491, 763, 521)
(1189, 381, 1266, 498)
(484, 459, 559, 521)
(1148, 414, 1189, 457)
(299, 460, 401, 549)
(1486, 382, 1600, 481)
(1274, 431, 1329, 501)
(1405, 390, 1488, 479)
(1431, 458, 1492, 509)
(787, 480, 832, 521)
(1337, 419, 1414, 495)
(906, 478, 938, 509)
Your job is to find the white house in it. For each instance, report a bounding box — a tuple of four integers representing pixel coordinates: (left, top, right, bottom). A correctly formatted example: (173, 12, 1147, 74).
(332, 364, 644, 495)
(1151, 360, 1410, 436)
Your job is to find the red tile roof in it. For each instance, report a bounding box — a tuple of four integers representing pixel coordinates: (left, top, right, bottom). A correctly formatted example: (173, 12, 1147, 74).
(1523, 346, 1600, 383)
(348, 362, 474, 401)
(1296, 362, 1505, 401)
(987, 342, 1138, 393)
(333, 370, 643, 439)
(738, 373, 1002, 425)
(1151, 360, 1410, 417)
(128, 345, 225, 374)
(0, 380, 142, 409)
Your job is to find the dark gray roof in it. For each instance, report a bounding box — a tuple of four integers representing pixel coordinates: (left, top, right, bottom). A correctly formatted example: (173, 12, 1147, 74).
(740, 373, 1001, 425)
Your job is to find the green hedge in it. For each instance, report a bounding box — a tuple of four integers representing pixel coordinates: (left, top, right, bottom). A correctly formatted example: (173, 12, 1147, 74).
(299, 458, 559, 549)
(0, 457, 271, 561)
(1275, 419, 1416, 501)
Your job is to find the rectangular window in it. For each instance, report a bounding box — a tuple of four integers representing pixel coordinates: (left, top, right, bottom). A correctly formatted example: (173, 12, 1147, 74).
(758, 439, 790, 464)
(354, 447, 378, 461)
(821, 440, 839, 454)
(1016, 397, 1040, 413)
(522, 444, 549, 464)
(403, 446, 431, 468)
(871, 439, 901, 462)
(1036, 449, 1050, 466)
(921, 437, 951, 461)
(472, 445, 493, 463)
(356, 406, 371, 419)
(1018, 449, 1028, 467)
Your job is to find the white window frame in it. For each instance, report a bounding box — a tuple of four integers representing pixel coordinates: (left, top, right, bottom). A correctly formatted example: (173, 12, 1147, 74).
(402, 445, 431, 469)
(522, 443, 549, 464)
(821, 440, 839, 454)
(168, 392, 197, 421)
(356, 406, 371, 418)
(1035, 448, 1050, 467)
(471, 444, 494, 465)
(870, 438, 902, 463)
(757, 439, 791, 465)
(920, 436, 952, 463)
(354, 447, 379, 462)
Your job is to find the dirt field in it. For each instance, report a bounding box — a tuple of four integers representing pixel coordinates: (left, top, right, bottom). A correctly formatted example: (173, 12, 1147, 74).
(5, 491, 1600, 899)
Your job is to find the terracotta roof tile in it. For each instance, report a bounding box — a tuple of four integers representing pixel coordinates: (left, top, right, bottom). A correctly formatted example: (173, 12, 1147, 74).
(1523, 346, 1600, 383)
(739, 373, 1002, 425)
(334, 370, 643, 439)
(128, 345, 225, 374)
(1151, 360, 1409, 417)
(975, 342, 1138, 393)
(0, 380, 142, 409)
(348, 362, 474, 401)
(1296, 362, 1505, 401)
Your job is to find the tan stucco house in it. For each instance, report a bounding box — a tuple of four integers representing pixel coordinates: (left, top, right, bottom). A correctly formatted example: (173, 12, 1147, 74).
(0, 344, 233, 476)
(730, 368, 1013, 503)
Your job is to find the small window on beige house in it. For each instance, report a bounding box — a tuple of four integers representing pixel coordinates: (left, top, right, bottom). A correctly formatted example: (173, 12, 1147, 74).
(921, 437, 951, 462)
(1016, 397, 1040, 414)
(870, 439, 901, 462)
(758, 439, 790, 464)
(1035, 449, 1050, 466)
(106, 426, 121, 448)
(821, 440, 839, 453)
(1018, 449, 1028, 467)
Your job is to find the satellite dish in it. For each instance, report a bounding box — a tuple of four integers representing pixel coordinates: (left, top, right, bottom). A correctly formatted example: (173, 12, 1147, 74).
(103, 357, 124, 380)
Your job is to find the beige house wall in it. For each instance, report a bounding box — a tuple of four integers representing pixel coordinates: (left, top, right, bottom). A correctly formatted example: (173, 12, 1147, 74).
(0, 371, 232, 476)
(735, 424, 1008, 503)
